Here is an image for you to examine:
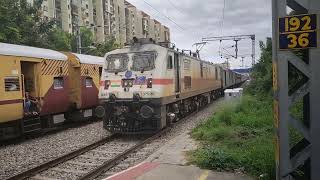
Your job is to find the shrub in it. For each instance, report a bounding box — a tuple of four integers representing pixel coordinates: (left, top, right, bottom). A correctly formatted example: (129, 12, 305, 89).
(190, 95, 275, 179)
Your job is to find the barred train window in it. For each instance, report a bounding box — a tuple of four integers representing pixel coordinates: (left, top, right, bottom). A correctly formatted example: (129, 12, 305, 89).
(53, 77, 64, 89)
(184, 76, 191, 89)
(85, 77, 93, 88)
(5, 76, 20, 91)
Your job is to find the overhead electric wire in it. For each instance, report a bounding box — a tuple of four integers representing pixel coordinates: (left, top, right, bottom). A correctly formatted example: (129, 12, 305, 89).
(167, 0, 184, 15)
(143, 0, 185, 30)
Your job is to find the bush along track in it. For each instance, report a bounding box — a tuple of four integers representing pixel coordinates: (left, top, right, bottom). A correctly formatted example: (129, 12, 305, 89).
(189, 95, 275, 180)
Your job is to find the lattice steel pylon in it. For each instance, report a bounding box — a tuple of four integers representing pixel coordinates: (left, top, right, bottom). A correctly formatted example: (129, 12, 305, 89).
(272, 0, 320, 180)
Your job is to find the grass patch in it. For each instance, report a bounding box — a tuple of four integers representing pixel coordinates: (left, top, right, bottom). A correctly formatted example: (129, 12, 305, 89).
(189, 95, 275, 179)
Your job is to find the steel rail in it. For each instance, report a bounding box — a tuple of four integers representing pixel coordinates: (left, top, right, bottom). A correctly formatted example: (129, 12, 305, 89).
(78, 101, 211, 180)
(7, 93, 228, 180)
(6, 134, 118, 180)
(78, 128, 170, 180)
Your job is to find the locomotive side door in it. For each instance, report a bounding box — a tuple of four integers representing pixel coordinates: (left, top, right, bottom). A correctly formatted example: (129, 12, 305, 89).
(174, 53, 180, 94)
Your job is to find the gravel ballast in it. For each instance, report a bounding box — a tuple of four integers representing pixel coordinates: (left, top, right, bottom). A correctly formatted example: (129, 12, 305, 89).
(0, 99, 222, 180)
(97, 99, 223, 179)
(0, 121, 109, 180)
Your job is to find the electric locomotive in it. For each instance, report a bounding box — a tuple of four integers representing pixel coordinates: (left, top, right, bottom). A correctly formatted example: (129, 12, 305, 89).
(97, 38, 245, 134)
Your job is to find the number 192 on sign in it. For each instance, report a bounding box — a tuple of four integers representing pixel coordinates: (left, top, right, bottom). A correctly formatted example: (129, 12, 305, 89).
(279, 14, 318, 50)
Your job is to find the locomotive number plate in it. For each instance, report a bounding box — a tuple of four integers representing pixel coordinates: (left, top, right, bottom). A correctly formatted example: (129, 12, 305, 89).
(279, 14, 318, 49)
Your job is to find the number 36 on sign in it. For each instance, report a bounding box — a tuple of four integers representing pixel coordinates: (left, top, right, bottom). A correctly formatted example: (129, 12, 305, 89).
(279, 14, 318, 50)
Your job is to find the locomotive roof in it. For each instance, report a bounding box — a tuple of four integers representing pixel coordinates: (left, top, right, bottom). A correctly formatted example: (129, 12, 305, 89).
(73, 53, 104, 65)
(0, 42, 68, 60)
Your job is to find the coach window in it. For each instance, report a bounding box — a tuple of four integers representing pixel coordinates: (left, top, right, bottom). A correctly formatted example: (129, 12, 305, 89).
(4, 76, 20, 91)
(85, 77, 93, 88)
(53, 77, 64, 90)
(167, 55, 173, 69)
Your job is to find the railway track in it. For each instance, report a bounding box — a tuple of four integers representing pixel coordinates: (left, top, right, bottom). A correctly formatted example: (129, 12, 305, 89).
(6, 128, 169, 180)
(6, 97, 220, 180)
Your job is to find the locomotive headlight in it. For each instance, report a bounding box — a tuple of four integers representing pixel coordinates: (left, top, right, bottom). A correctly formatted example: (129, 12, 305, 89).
(147, 78, 152, 88)
(128, 81, 133, 87)
(124, 81, 129, 86)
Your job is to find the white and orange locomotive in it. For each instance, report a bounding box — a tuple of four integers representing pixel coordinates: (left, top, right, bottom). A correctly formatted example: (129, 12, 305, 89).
(97, 39, 246, 134)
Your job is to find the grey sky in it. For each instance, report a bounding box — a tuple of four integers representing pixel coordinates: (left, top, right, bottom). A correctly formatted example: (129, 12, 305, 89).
(127, 0, 272, 68)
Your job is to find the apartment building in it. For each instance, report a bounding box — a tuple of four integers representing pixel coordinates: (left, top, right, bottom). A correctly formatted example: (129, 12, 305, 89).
(30, 0, 170, 45)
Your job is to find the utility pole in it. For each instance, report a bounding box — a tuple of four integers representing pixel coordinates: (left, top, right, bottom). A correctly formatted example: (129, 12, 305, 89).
(226, 57, 230, 69)
(272, 0, 320, 179)
(77, 26, 82, 54)
(202, 34, 256, 66)
(241, 57, 244, 67)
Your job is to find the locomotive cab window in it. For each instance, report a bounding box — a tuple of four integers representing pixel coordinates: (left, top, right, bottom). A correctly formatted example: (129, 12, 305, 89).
(167, 55, 173, 69)
(4, 76, 20, 91)
(106, 54, 129, 73)
(132, 51, 156, 71)
(85, 77, 93, 87)
(53, 77, 64, 89)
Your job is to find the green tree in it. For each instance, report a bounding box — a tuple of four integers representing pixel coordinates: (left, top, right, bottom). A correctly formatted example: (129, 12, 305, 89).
(0, 0, 55, 47)
(71, 27, 94, 53)
(47, 29, 72, 51)
(0, 0, 116, 56)
(88, 37, 119, 56)
(247, 38, 273, 95)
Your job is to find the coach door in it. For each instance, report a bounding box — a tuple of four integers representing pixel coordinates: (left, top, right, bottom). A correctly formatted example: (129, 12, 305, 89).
(21, 62, 39, 112)
(174, 53, 180, 94)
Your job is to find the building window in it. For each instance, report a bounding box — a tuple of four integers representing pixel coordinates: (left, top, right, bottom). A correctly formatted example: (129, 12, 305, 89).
(86, 4, 89, 9)
(4, 76, 20, 92)
(53, 77, 64, 89)
(68, 5, 70, 9)
(85, 77, 93, 87)
(167, 55, 173, 69)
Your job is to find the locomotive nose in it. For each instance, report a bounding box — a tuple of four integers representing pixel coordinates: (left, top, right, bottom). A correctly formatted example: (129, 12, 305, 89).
(95, 106, 106, 118)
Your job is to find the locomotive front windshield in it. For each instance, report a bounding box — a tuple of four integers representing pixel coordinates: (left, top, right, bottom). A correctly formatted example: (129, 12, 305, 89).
(106, 54, 129, 72)
(131, 51, 157, 71)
